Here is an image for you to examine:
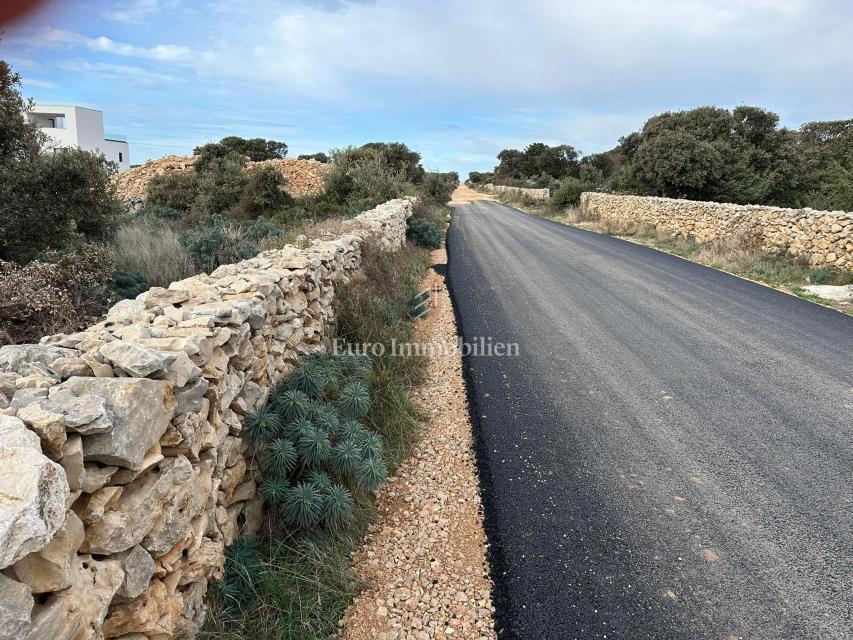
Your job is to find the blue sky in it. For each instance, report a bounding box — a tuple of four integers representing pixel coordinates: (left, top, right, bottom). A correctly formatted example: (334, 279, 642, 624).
(3, 0, 852, 177)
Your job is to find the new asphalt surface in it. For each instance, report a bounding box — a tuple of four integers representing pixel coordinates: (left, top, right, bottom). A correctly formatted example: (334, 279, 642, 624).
(446, 199, 853, 640)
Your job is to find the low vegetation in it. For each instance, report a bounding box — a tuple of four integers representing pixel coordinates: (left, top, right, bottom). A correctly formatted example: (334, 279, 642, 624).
(201, 241, 433, 639)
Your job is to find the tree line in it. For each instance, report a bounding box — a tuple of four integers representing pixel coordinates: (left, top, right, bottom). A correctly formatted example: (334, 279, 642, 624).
(468, 106, 853, 211)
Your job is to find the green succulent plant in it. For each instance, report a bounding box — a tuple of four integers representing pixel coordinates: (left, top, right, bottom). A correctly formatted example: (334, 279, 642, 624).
(338, 419, 369, 443)
(323, 484, 354, 530)
(361, 432, 384, 461)
(244, 405, 282, 444)
(338, 381, 371, 419)
(283, 481, 323, 528)
(297, 425, 332, 467)
(259, 475, 289, 504)
(265, 438, 298, 476)
(284, 416, 315, 442)
(275, 388, 310, 422)
(313, 403, 340, 435)
(340, 354, 372, 381)
(358, 456, 388, 492)
(331, 438, 362, 476)
(290, 360, 326, 399)
(305, 469, 333, 493)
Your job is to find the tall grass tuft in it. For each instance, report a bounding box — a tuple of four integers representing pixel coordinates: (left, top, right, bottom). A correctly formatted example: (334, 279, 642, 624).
(110, 220, 195, 287)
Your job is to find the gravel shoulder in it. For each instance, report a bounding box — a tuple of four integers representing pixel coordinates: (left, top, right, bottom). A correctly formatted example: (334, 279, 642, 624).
(335, 247, 496, 640)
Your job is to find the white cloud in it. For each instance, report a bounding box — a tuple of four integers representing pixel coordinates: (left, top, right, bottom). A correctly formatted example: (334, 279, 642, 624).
(60, 60, 179, 86)
(22, 78, 58, 89)
(29, 27, 211, 64)
(153, 0, 848, 120)
(102, 0, 179, 24)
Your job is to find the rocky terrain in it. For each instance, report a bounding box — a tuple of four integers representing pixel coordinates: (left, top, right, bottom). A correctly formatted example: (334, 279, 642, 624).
(114, 156, 332, 202)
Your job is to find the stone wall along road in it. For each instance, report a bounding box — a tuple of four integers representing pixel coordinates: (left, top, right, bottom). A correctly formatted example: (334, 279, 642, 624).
(0, 198, 413, 640)
(580, 192, 853, 270)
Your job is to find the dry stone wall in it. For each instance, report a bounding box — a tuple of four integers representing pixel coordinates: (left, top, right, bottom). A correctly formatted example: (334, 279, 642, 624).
(580, 192, 853, 270)
(0, 198, 414, 640)
(481, 183, 550, 202)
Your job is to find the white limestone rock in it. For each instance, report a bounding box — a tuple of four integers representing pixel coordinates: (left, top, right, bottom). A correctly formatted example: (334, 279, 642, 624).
(0, 573, 33, 640)
(99, 341, 176, 377)
(13, 512, 84, 593)
(59, 377, 176, 469)
(0, 421, 69, 569)
(81, 455, 193, 554)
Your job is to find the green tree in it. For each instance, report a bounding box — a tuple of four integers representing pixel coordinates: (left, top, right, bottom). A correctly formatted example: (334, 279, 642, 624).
(359, 142, 425, 183)
(147, 170, 199, 213)
(237, 166, 294, 218)
(193, 136, 287, 168)
(0, 60, 43, 165)
(797, 119, 853, 210)
(625, 106, 799, 204)
(494, 143, 580, 185)
(0, 60, 123, 262)
(0, 148, 123, 262)
(419, 171, 455, 205)
(190, 153, 248, 219)
(297, 152, 330, 163)
(551, 176, 590, 209)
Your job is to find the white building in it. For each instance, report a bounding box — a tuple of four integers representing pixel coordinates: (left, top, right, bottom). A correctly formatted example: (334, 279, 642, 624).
(26, 104, 130, 172)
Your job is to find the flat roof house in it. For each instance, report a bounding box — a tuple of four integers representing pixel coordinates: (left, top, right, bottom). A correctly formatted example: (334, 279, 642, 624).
(26, 104, 130, 172)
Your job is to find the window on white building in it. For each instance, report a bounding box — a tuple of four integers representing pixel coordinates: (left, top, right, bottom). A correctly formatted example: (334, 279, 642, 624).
(119, 152, 123, 162)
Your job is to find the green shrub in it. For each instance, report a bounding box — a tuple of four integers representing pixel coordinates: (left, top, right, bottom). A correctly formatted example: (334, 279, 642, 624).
(551, 176, 589, 209)
(297, 152, 330, 163)
(110, 270, 148, 301)
(237, 166, 294, 219)
(322, 147, 411, 213)
(146, 171, 198, 214)
(194, 136, 287, 168)
(0, 61, 43, 165)
(134, 204, 181, 220)
(180, 216, 258, 272)
(190, 154, 248, 219)
(809, 267, 833, 284)
(245, 354, 387, 532)
(418, 171, 455, 205)
(406, 217, 442, 248)
(180, 215, 281, 273)
(0, 148, 123, 262)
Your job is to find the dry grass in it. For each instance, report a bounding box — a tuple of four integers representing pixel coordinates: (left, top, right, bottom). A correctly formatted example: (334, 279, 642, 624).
(110, 220, 195, 287)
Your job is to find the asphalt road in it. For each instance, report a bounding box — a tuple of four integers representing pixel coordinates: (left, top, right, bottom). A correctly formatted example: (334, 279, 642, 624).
(446, 199, 853, 640)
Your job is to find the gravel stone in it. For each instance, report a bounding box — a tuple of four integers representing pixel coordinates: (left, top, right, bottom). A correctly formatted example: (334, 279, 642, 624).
(336, 248, 496, 640)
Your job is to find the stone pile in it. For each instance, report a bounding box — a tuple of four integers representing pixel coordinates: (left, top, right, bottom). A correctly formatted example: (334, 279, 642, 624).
(0, 198, 414, 640)
(482, 183, 550, 202)
(245, 158, 332, 198)
(580, 193, 853, 270)
(113, 155, 198, 201)
(113, 156, 333, 202)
